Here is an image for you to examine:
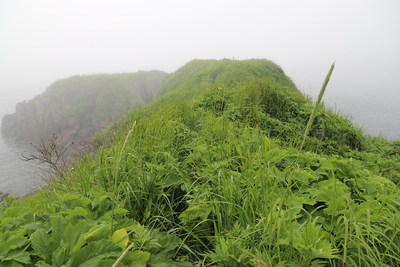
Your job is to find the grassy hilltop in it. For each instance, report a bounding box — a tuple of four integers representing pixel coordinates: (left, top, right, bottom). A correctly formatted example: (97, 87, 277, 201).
(1, 59, 399, 266)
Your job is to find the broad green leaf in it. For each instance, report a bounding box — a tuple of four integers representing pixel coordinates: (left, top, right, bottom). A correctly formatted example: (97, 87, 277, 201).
(35, 261, 53, 267)
(142, 231, 183, 265)
(113, 218, 140, 232)
(72, 235, 87, 254)
(122, 250, 150, 267)
(0, 260, 24, 267)
(52, 246, 68, 267)
(315, 180, 350, 215)
(1, 207, 31, 219)
(64, 220, 91, 252)
(65, 207, 88, 219)
(19, 222, 48, 233)
(292, 221, 338, 261)
(282, 195, 304, 220)
(293, 190, 316, 206)
(111, 228, 129, 250)
(91, 195, 112, 212)
(63, 194, 91, 208)
(288, 169, 317, 186)
(158, 234, 181, 251)
(0, 231, 15, 243)
(31, 229, 51, 261)
(0, 217, 25, 228)
(0, 233, 29, 256)
(97, 259, 119, 267)
(357, 175, 395, 198)
(104, 208, 129, 217)
(83, 222, 111, 243)
(50, 215, 66, 248)
(65, 240, 121, 267)
(0, 250, 31, 264)
(179, 203, 212, 223)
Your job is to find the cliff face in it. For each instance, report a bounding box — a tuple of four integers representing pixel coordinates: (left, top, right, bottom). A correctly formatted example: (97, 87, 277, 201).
(1, 71, 168, 143)
(2, 94, 98, 143)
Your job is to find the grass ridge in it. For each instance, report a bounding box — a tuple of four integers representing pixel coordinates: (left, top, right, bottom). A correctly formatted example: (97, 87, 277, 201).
(1, 58, 399, 266)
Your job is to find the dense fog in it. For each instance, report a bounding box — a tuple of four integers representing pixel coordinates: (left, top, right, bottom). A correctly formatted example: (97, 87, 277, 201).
(1, 0, 399, 117)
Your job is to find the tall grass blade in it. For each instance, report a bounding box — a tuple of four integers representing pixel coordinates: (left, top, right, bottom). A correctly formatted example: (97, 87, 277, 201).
(300, 62, 335, 150)
(111, 120, 137, 233)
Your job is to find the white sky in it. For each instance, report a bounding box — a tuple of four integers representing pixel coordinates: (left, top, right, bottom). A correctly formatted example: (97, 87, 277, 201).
(1, 0, 399, 111)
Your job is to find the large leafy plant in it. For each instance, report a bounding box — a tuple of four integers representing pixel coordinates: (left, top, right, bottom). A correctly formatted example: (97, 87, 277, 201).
(0, 191, 191, 266)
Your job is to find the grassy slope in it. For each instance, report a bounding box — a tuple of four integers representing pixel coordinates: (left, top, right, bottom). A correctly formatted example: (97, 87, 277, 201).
(2, 59, 400, 266)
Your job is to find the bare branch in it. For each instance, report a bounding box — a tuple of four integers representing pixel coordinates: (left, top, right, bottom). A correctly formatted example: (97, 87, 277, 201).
(21, 130, 94, 183)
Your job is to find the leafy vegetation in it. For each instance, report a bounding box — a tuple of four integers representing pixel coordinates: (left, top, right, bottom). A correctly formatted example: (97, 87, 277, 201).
(2, 59, 399, 266)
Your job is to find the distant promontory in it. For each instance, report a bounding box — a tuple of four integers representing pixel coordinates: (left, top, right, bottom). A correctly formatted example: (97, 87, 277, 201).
(1, 70, 168, 143)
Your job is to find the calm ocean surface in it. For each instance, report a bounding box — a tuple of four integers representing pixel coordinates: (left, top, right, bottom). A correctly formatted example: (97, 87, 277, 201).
(0, 89, 399, 197)
(323, 89, 400, 141)
(0, 136, 44, 197)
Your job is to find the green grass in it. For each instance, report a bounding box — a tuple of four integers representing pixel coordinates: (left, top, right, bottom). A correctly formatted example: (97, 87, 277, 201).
(2, 58, 400, 266)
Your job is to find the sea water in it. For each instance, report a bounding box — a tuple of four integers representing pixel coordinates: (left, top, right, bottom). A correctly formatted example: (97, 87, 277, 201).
(0, 136, 45, 197)
(323, 89, 400, 141)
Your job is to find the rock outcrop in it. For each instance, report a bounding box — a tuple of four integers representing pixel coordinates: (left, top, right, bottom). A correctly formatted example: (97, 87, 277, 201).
(1, 71, 168, 143)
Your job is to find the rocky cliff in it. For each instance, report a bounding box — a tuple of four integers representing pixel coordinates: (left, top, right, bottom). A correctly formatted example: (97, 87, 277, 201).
(1, 71, 168, 143)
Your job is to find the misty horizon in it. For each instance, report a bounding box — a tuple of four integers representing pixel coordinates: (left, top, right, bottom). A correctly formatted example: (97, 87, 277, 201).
(1, 0, 399, 135)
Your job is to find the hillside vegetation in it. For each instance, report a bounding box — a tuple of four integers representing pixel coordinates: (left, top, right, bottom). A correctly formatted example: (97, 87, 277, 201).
(1, 70, 167, 143)
(1, 59, 399, 266)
